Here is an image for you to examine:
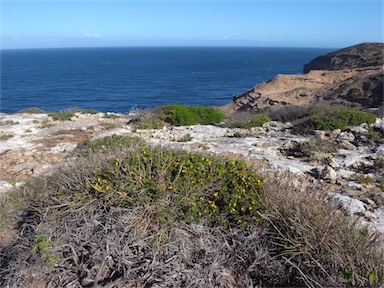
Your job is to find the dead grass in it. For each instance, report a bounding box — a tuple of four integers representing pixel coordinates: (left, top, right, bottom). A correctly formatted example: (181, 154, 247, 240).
(0, 137, 383, 288)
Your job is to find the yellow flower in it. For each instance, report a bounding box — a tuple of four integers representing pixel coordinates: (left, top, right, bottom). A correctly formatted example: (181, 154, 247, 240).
(199, 196, 205, 201)
(213, 192, 219, 197)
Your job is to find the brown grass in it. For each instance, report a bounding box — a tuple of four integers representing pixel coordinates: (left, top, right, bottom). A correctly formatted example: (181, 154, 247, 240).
(0, 137, 383, 287)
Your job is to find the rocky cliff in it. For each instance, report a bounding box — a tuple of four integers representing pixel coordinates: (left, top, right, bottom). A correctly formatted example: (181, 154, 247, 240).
(303, 42, 384, 73)
(223, 43, 383, 113)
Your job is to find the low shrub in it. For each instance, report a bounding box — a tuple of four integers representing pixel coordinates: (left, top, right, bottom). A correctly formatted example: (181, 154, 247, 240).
(127, 109, 166, 129)
(48, 111, 76, 121)
(298, 107, 376, 133)
(263, 171, 384, 288)
(367, 128, 383, 141)
(285, 139, 340, 158)
(17, 107, 45, 114)
(223, 112, 271, 129)
(264, 105, 311, 123)
(1, 136, 383, 287)
(71, 139, 267, 228)
(159, 104, 224, 126)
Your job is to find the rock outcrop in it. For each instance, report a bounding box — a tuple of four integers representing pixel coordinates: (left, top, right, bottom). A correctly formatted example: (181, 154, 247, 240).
(223, 43, 384, 112)
(303, 42, 384, 73)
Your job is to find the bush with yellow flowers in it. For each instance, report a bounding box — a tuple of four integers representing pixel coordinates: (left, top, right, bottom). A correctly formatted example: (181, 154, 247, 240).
(72, 136, 266, 227)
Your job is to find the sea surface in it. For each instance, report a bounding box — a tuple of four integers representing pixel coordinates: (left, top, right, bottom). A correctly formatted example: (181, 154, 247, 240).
(1, 47, 332, 114)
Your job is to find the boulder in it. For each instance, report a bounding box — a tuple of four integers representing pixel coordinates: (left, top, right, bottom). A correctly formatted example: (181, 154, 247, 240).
(320, 165, 337, 183)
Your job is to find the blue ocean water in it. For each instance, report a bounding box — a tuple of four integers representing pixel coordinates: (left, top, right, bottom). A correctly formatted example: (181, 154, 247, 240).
(1, 47, 332, 113)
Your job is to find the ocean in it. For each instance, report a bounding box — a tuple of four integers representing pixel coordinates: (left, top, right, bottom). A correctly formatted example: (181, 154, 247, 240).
(1, 47, 332, 114)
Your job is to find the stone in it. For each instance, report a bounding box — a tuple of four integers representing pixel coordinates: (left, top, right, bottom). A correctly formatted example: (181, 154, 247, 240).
(349, 126, 368, 134)
(347, 181, 362, 190)
(320, 165, 337, 183)
(330, 193, 366, 215)
(374, 118, 384, 132)
(339, 140, 357, 150)
(363, 211, 378, 219)
(314, 130, 327, 140)
(337, 132, 355, 142)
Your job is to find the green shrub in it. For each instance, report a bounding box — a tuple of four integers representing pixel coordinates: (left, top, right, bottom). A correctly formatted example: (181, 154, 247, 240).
(128, 109, 166, 129)
(349, 173, 373, 185)
(73, 134, 146, 155)
(298, 107, 376, 133)
(48, 111, 76, 121)
(159, 104, 224, 126)
(249, 114, 271, 127)
(367, 128, 383, 141)
(69, 144, 266, 228)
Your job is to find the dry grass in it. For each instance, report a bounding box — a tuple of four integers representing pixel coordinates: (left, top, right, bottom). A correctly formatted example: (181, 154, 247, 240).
(0, 136, 383, 288)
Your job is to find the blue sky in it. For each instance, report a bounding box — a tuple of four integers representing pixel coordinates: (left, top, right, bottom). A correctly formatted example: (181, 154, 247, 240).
(1, 0, 383, 49)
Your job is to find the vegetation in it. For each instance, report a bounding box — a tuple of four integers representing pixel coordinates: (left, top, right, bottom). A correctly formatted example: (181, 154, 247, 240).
(17, 107, 45, 114)
(296, 106, 376, 133)
(48, 111, 76, 121)
(0, 135, 382, 287)
(223, 111, 271, 129)
(285, 139, 340, 159)
(159, 104, 225, 126)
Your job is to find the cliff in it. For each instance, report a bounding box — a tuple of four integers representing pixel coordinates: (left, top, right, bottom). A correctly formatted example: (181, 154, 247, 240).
(303, 42, 384, 73)
(223, 43, 384, 113)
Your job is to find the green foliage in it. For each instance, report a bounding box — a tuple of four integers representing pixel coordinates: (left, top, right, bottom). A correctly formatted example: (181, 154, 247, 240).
(367, 128, 383, 141)
(287, 139, 339, 158)
(159, 104, 224, 126)
(66, 138, 266, 228)
(0, 134, 14, 141)
(223, 112, 271, 129)
(248, 114, 272, 127)
(350, 173, 373, 185)
(32, 234, 59, 266)
(300, 107, 376, 133)
(74, 134, 145, 155)
(48, 111, 76, 121)
(375, 157, 384, 171)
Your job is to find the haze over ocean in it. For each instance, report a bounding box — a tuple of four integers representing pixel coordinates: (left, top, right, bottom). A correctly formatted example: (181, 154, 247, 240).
(1, 47, 332, 113)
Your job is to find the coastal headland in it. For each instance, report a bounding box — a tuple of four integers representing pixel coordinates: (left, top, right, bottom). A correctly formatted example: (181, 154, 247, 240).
(1, 43, 383, 287)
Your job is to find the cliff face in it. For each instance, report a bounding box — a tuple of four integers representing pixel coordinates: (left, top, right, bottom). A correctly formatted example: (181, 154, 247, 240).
(224, 43, 383, 113)
(303, 42, 384, 73)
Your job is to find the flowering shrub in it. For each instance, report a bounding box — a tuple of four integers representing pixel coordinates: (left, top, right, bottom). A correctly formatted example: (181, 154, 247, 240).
(69, 139, 266, 228)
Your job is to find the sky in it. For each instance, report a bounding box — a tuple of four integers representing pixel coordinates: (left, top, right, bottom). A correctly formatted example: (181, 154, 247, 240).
(1, 0, 383, 49)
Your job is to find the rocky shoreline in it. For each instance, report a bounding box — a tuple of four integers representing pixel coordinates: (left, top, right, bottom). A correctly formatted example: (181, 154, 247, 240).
(1, 111, 383, 242)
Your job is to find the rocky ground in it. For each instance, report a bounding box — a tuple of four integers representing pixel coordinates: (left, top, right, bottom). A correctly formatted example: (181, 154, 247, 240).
(1, 111, 383, 241)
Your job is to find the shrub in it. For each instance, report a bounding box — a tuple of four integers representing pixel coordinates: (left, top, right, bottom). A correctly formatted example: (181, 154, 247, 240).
(48, 111, 76, 121)
(296, 107, 376, 133)
(285, 139, 340, 158)
(17, 107, 45, 114)
(127, 109, 166, 129)
(367, 128, 383, 141)
(263, 171, 384, 287)
(1, 136, 383, 287)
(70, 140, 266, 228)
(223, 112, 271, 129)
(264, 105, 311, 123)
(159, 104, 224, 126)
